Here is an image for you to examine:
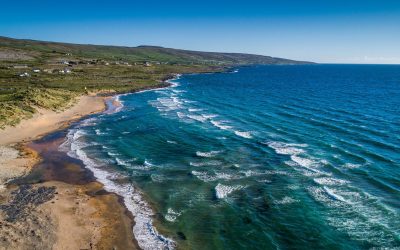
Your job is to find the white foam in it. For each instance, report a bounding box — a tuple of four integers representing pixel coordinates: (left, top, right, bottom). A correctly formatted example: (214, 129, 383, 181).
(167, 140, 177, 144)
(176, 112, 186, 119)
(107, 151, 120, 157)
(61, 127, 175, 250)
(171, 89, 185, 93)
(188, 108, 203, 112)
(189, 160, 222, 167)
(95, 129, 107, 135)
(234, 131, 252, 139)
(267, 141, 306, 155)
(215, 183, 244, 199)
(164, 208, 181, 222)
(80, 119, 97, 128)
(267, 141, 322, 175)
(290, 155, 315, 168)
(196, 150, 221, 158)
(144, 160, 154, 167)
(215, 172, 238, 180)
(116, 157, 131, 167)
(187, 114, 207, 122)
(343, 163, 362, 169)
(191, 171, 236, 182)
(265, 170, 290, 176)
(149, 93, 185, 114)
(284, 160, 298, 167)
(323, 187, 349, 203)
(202, 114, 218, 119)
(314, 177, 349, 186)
(191, 170, 218, 182)
(241, 170, 265, 177)
(73, 130, 86, 140)
(211, 120, 232, 130)
(273, 196, 299, 205)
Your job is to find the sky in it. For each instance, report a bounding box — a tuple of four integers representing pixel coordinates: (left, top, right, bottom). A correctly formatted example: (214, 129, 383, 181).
(1, 0, 400, 64)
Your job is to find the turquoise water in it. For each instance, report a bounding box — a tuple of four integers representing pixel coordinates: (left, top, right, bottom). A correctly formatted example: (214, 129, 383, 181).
(62, 65, 400, 249)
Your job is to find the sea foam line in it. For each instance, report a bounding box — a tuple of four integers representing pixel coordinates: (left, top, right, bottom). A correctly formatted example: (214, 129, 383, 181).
(196, 150, 221, 158)
(215, 183, 244, 199)
(234, 130, 253, 139)
(61, 127, 175, 250)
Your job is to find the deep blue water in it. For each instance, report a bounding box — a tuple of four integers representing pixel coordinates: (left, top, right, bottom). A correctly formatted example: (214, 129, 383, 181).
(62, 65, 400, 249)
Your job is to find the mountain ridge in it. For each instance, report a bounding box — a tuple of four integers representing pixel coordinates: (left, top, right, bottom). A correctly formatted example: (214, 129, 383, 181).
(0, 36, 313, 65)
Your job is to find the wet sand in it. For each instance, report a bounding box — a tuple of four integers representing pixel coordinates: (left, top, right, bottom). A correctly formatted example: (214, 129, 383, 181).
(1, 128, 138, 249)
(0, 95, 106, 188)
(0, 95, 139, 249)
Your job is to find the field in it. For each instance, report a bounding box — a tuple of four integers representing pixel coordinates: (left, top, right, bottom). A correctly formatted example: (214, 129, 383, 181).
(0, 36, 310, 128)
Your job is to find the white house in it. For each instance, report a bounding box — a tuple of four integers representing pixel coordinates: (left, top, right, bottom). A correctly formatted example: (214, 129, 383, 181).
(19, 72, 30, 77)
(59, 68, 72, 74)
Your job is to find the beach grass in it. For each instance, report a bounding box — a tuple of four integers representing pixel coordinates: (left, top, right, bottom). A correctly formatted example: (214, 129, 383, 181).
(0, 36, 310, 128)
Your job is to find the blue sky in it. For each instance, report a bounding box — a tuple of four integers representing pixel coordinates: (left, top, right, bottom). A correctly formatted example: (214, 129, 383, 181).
(1, 0, 400, 63)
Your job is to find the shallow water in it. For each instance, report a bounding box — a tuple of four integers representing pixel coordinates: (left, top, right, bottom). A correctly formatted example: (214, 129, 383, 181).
(61, 65, 400, 249)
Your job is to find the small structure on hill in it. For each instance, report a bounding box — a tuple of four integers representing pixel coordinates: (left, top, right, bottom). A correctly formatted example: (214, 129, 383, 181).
(13, 65, 28, 69)
(59, 68, 72, 74)
(19, 72, 30, 77)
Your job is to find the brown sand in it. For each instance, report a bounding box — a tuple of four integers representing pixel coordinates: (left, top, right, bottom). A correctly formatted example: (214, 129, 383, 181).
(0, 181, 136, 250)
(0, 94, 139, 249)
(0, 95, 106, 186)
(0, 95, 106, 146)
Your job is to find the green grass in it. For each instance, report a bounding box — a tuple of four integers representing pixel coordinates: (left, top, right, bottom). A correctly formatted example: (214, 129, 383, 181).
(0, 36, 312, 128)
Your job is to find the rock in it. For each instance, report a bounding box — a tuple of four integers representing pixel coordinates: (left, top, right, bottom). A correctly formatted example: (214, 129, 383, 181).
(176, 231, 186, 240)
(0, 185, 56, 222)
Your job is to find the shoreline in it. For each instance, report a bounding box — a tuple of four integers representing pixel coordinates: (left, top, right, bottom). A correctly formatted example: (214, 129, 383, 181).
(0, 93, 138, 249)
(0, 78, 178, 249)
(0, 95, 107, 190)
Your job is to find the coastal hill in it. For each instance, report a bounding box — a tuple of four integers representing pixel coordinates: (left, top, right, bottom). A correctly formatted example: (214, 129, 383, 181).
(0, 36, 313, 128)
(0, 36, 310, 65)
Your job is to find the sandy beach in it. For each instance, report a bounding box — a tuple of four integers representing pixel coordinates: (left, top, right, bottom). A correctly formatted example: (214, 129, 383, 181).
(0, 95, 106, 188)
(0, 95, 106, 146)
(0, 94, 137, 249)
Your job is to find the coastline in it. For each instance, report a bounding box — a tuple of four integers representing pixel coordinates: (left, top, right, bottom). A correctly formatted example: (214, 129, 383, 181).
(0, 95, 107, 146)
(0, 95, 107, 189)
(0, 78, 177, 249)
(0, 93, 134, 249)
(0, 93, 137, 249)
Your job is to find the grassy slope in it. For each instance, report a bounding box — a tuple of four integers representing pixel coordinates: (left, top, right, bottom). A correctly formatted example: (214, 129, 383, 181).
(0, 36, 312, 128)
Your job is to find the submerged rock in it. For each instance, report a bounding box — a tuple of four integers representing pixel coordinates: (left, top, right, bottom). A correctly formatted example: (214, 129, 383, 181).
(176, 231, 186, 240)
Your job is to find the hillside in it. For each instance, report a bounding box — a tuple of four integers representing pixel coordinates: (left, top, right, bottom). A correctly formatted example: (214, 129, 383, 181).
(0, 36, 310, 65)
(0, 36, 313, 128)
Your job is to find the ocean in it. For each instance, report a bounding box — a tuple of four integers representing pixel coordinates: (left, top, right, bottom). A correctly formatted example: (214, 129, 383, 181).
(60, 65, 400, 249)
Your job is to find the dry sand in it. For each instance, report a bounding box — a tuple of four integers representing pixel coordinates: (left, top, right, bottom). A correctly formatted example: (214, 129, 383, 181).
(0, 181, 136, 250)
(0, 95, 106, 146)
(0, 94, 138, 249)
(0, 95, 106, 187)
